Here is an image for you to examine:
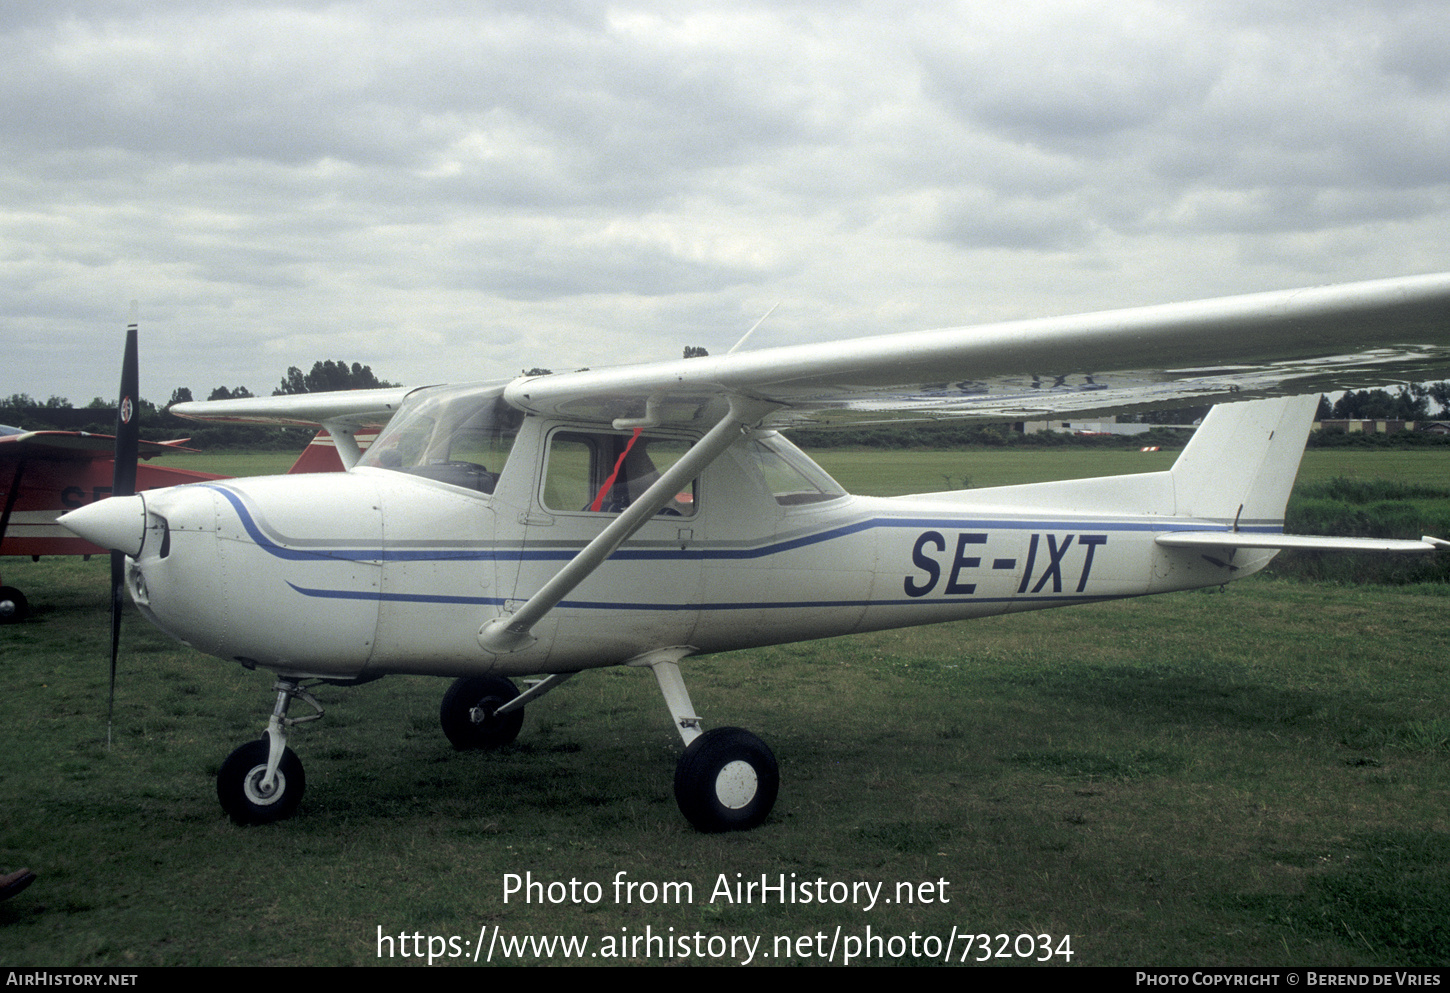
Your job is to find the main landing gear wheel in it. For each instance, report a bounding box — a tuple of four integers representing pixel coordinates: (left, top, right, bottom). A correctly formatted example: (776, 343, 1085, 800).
(440, 676, 524, 750)
(0, 586, 28, 624)
(674, 727, 779, 833)
(217, 738, 305, 825)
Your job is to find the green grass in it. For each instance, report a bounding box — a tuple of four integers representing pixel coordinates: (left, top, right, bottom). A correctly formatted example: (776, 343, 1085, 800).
(813, 447, 1178, 494)
(146, 448, 304, 477)
(3, 448, 1449, 966)
(810, 447, 1450, 498)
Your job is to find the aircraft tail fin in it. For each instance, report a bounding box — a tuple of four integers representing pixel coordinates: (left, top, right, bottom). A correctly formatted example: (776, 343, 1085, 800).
(1168, 394, 1319, 527)
(913, 394, 1319, 530)
(287, 430, 345, 474)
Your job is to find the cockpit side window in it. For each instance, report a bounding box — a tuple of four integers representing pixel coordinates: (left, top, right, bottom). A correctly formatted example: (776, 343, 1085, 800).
(542, 430, 697, 516)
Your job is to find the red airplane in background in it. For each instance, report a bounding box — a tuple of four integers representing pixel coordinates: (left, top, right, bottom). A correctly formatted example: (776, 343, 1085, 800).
(0, 427, 225, 622)
(0, 425, 359, 622)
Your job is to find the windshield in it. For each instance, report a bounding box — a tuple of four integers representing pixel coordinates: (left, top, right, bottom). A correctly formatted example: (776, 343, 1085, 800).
(358, 383, 521, 494)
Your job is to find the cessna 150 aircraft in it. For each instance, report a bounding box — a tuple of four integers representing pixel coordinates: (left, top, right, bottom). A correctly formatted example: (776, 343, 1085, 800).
(60, 273, 1450, 831)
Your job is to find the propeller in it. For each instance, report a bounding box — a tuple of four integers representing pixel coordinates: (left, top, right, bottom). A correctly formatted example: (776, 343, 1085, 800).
(107, 306, 140, 747)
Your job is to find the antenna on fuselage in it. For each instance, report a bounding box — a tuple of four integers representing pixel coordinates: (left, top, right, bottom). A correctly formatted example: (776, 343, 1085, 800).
(726, 301, 780, 355)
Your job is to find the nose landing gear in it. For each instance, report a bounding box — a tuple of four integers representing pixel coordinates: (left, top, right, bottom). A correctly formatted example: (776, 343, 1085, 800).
(217, 679, 322, 825)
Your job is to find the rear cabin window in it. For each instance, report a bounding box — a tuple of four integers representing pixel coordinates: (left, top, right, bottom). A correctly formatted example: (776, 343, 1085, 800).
(747, 434, 845, 505)
(543, 431, 697, 516)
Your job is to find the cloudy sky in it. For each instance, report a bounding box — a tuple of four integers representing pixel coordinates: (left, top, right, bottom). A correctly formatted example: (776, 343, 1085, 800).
(4, 0, 1449, 406)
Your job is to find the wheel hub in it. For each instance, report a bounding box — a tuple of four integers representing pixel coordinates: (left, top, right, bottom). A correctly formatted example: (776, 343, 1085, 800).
(243, 765, 286, 805)
(714, 760, 758, 809)
(468, 697, 500, 725)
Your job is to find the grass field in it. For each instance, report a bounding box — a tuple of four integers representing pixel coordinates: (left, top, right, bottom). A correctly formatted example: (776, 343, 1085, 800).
(1, 446, 1447, 967)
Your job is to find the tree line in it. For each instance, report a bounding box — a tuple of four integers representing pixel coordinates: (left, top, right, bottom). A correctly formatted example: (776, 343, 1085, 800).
(2, 360, 396, 448)
(1316, 384, 1449, 421)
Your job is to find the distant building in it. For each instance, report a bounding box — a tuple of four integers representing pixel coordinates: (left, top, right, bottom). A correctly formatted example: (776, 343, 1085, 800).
(1021, 416, 1194, 436)
(1313, 419, 1419, 433)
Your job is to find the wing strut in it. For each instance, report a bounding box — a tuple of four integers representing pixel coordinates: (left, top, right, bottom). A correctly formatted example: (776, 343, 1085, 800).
(321, 420, 363, 469)
(477, 396, 777, 654)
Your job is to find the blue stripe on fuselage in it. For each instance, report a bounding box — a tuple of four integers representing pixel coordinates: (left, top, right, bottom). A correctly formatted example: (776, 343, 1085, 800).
(286, 581, 1125, 611)
(207, 484, 1278, 564)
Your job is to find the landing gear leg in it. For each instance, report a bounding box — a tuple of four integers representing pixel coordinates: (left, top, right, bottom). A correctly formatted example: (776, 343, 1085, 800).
(638, 653, 779, 833)
(217, 679, 322, 825)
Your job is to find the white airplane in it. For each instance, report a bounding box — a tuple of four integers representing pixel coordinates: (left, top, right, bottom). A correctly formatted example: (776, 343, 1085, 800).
(59, 273, 1450, 831)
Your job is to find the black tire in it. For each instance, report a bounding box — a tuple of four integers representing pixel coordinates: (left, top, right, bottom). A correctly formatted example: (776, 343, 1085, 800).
(673, 727, 779, 832)
(440, 676, 524, 750)
(0, 586, 28, 624)
(217, 738, 305, 825)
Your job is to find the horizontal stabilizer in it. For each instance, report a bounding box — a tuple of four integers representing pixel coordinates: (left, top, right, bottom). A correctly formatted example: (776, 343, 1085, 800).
(1155, 532, 1444, 554)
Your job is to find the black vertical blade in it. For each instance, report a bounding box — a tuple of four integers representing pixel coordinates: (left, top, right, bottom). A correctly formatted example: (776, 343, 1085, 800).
(113, 318, 139, 499)
(108, 548, 124, 748)
(107, 312, 139, 748)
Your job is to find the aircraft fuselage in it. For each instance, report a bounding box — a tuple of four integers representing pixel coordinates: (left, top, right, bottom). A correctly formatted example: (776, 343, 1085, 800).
(121, 415, 1269, 683)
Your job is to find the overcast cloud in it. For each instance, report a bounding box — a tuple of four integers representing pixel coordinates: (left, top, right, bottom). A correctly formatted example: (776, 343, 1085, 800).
(4, 0, 1449, 405)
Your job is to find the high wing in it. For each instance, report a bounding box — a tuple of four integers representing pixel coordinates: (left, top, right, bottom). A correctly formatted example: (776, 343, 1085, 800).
(170, 387, 415, 428)
(170, 387, 418, 469)
(166, 273, 1450, 432)
(508, 272, 1450, 428)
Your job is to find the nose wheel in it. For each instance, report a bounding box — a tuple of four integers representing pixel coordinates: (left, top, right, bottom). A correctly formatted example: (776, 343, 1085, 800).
(218, 738, 304, 825)
(216, 679, 321, 825)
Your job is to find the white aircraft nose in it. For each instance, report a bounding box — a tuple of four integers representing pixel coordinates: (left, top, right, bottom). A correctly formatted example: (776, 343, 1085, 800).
(59, 494, 147, 557)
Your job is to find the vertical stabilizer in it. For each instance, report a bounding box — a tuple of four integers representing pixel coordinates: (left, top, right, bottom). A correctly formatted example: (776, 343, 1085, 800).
(1169, 395, 1318, 527)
